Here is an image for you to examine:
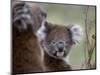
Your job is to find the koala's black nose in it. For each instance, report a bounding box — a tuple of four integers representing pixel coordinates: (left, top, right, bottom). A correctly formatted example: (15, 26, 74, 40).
(57, 42, 64, 52)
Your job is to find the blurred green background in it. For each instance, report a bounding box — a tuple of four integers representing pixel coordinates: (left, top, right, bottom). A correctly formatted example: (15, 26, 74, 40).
(35, 2, 96, 69)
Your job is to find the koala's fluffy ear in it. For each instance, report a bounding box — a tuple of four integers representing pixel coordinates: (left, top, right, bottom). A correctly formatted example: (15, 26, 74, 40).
(12, 1, 47, 32)
(12, 1, 32, 31)
(36, 22, 53, 42)
(69, 24, 83, 44)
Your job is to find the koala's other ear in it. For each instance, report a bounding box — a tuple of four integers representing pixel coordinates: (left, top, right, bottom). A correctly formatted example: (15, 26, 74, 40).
(12, 1, 33, 31)
(68, 24, 83, 44)
(36, 22, 53, 42)
(12, 1, 47, 32)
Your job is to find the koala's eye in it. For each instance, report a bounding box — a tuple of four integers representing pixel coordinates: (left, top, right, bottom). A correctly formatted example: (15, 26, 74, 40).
(65, 41, 69, 44)
(41, 11, 47, 18)
(52, 41, 55, 44)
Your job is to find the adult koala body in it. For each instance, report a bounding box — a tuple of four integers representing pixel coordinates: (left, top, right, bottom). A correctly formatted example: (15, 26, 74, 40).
(12, 1, 83, 73)
(36, 22, 83, 72)
(12, 1, 46, 74)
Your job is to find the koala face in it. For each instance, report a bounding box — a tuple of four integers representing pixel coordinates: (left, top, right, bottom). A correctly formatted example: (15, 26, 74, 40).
(42, 26, 73, 59)
(36, 22, 82, 59)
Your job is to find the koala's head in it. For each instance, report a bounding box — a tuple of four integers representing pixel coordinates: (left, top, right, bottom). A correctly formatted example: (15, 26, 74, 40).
(36, 22, 83, 59)
(12, 1, 47, 33)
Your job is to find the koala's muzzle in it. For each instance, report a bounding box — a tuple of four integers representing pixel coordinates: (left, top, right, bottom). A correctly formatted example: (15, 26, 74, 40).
(56, 41, 64, 52)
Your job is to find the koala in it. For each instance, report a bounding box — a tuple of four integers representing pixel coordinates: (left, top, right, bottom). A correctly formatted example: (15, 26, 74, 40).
(36, 22, 83, 72)
(12, 1, 83, 73)
(12, 1, 47, 74)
